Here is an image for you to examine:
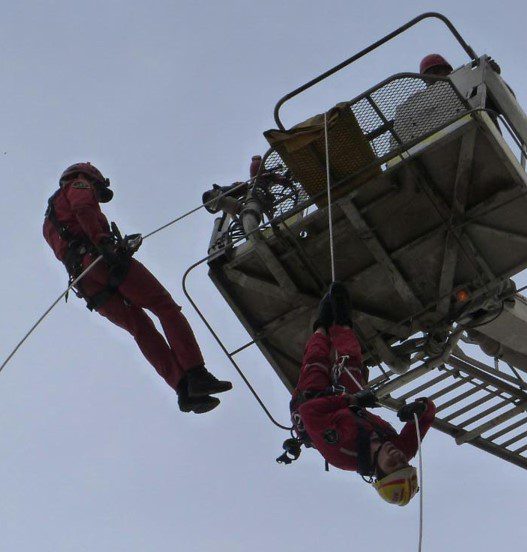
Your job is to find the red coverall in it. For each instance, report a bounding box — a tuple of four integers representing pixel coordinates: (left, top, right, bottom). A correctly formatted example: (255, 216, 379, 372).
(293, 326, 436, 472)
(43, 180, 204, 392)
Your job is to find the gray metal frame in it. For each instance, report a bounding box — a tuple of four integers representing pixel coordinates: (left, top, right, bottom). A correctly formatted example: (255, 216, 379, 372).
(194, 17, 527, 470)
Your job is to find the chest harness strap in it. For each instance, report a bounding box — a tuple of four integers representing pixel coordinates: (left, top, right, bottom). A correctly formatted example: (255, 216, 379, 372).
(45, 191, 128, 311)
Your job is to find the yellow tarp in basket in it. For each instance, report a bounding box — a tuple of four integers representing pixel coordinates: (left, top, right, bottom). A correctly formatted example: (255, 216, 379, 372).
(264, 103, 381, 207)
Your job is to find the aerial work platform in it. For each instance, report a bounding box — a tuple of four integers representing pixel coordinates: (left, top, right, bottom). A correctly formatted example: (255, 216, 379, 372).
(193, 13, 527, 469)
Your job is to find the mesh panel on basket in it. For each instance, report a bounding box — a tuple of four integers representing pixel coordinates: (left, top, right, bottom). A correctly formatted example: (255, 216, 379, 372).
(261, 150, 310, 217)
(264, 103, 381, 208)
(262, 75, 467, 216)
(388, 79, 466, 145)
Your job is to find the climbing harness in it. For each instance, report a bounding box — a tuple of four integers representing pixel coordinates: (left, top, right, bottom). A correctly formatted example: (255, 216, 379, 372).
(45, 191, 137, 311)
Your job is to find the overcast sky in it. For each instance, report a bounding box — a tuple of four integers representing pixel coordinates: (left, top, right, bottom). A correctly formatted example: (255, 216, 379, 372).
(1, 1, 526, 551)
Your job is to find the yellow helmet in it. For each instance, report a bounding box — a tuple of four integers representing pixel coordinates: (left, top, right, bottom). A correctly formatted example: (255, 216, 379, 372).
(373, 466, 419, 506)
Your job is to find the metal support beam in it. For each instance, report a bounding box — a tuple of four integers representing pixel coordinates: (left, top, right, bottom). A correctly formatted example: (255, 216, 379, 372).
(259, 304, 313, 336)
(249, 236, 299, 293)
(467, 222, 527, 246)
(432, 417, 527, 470)
(484, 62, 527, 147)
(513, 442, 527, 454)
(437, 129, 477, 315)
(377, 363, 439, 397)
(410, 158, 496, 289)
(224, 267, 317, 306)
(339, 197, 423, 311)
(453, 348, 527, 388)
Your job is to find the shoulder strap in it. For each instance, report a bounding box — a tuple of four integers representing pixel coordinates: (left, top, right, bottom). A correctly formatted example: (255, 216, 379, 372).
(45, 189, 73, 241)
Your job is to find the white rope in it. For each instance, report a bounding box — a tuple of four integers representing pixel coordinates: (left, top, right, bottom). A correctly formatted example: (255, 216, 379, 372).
(342, 364, 364, 391)
(323, 112, 336, 282)
(341, 363, 424, 552)
(414, 412, 424, 552)
(0, 255, 103, 374)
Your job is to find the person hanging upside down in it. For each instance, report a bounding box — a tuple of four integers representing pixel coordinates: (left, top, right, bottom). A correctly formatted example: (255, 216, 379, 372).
(43, 162, 232, 414)
(285, 283, 436, 506)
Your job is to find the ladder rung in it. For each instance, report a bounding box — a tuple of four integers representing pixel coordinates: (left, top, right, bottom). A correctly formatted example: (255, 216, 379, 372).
(456, 406, 525, 445)
(501, 429, 527, 448)
(486, 418, 527, 442)
(443, 394, 495, 423)
(436, 385, 481, 412)
(458, 400, 512, 429)
(397, 372, 451, 401)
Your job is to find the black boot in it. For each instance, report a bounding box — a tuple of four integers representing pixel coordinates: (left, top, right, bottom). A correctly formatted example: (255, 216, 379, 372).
(313, 292, 333, 331)
(329, 281, 353, 327)
(186, 366, 233, 397)
(177, 378, 220, 414)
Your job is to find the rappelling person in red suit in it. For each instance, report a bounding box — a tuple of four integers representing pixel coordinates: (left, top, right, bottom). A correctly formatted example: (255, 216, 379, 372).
(282, 283, 436, 506)
(43, 162, 232, 414)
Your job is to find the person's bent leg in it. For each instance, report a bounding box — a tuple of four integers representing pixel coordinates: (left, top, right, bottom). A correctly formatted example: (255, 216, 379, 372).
(295, 329, 333, 396)
(96, 294, 183, 389)
(329, 325, 368, 390)
(94, 295, 219, 413)
(117, 259, 204, 370)
(116, 259, 232, 396)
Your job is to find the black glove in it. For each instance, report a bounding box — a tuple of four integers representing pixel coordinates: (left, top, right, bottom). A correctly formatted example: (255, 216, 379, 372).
(97, 237, 127, 266)
(397, 398, 428, 422)
(353, 389, 379, 408)
(313, 292, 333, 331)
(123, 233, 142, 255)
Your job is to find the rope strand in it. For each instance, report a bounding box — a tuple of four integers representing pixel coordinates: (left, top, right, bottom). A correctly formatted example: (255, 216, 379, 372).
(0, 256, 103, 374)
(324, 112, 336, 282)
(342, 364, 424, 552)
(414, 412, 424, 552)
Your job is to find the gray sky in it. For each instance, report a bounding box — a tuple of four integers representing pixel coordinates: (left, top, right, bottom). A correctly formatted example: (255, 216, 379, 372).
(1, 1, 526, 551)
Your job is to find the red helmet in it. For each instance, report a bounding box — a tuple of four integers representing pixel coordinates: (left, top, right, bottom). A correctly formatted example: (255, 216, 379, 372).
(59, 162, 113, 202)
(419, 54, 453, 75)
(250, 155, 263, 178)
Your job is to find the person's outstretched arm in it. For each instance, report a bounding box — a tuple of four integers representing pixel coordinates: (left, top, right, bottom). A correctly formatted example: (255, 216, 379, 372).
(396, 398, 437, 460)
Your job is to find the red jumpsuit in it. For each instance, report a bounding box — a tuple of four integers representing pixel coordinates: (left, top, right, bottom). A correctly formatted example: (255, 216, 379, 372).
(43, 180, 204, 392)
(293, 327, 436, 472)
